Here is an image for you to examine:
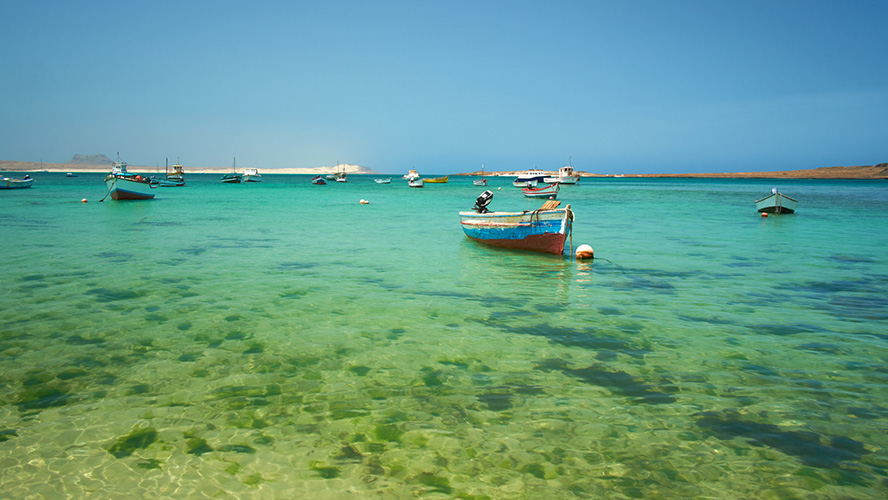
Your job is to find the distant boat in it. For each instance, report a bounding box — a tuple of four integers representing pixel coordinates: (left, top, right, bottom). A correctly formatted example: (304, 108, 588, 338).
(103, 157, 156, 200)
(408, 178, 424, 188)
(522, 183, 559, 199)
(543, 159, 580, 184)
(243, 168, 262, 182)
(513, 169, 547, 187)
(1, 175, 34, 189)
(459, 191, 573, 255)
(403, 169, 420, 181)
(473, 163, 487, 186)
(312, 175, 327, 185)
(424, 176, 448, 183)
(756, 189, 798, 214)
(66, 172, 78, 178)
(166, 160, 185, 186)
(221, 157, 243, 183)
(374, 178, 392, 184)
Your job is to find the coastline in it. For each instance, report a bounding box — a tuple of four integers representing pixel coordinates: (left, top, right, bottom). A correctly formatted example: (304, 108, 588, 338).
(2, 160, 886, 180)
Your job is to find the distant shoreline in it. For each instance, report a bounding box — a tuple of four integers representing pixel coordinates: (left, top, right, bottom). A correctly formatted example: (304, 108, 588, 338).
(1, 160, 885, 180)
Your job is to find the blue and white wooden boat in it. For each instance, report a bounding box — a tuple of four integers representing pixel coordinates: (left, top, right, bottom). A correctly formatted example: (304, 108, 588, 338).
(755, 189, 798, 214)
(312, 176, 327, 185)
(103, 158, 156, 200)
(459, 192, 573, 255)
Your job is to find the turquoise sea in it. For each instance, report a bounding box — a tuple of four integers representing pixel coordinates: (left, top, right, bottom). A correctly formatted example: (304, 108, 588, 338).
(1, 172, 887, 499)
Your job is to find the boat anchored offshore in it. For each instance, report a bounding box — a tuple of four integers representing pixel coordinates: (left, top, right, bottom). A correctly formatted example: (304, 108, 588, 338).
(1, 174, 34, 189)
(221, 158, 243, 183)
(474, 164, 488, 186)
(103, 157, 156, 200)
(755, 188, 798, 214)
(522, 183, 559, 199)
(459, 190, 573, 255)
(513, 169, 547, 187)
(543, 160, 580, 184)
(243, 168, 262, 182)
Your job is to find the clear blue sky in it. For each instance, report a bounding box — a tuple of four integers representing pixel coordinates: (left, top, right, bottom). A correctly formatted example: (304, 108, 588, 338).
(3, 0, 886, 174)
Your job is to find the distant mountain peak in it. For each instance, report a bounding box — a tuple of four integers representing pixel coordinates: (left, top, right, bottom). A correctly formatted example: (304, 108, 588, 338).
(67, 154, 113, 165)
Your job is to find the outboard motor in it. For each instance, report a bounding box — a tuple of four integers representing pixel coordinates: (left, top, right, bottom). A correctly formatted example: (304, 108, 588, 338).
(473, 190, 493, 213)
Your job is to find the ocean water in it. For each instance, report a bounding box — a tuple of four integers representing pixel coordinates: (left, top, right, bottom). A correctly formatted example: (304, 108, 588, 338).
(1, 172, 887, 499)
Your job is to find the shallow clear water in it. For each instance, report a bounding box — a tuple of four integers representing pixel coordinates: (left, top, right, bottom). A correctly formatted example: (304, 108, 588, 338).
(1, 172, 887, 499)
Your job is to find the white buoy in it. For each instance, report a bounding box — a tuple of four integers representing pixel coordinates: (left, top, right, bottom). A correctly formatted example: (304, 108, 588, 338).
(576, 244, 594, 260)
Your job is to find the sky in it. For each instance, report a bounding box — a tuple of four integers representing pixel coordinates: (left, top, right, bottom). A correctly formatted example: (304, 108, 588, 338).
(2, 0, 887, 174)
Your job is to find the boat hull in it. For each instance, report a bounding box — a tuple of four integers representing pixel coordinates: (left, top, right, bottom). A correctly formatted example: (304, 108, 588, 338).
(459, 207, 572, 255)
(424, 176, 448, 183)
(473, 179, 488, 186)
(522, 184, 559, 198)
(0, 178, 33, 189)
(543, 175, 579, 184)
(105, 175, 156, 200)
(755, 192, 798, 213)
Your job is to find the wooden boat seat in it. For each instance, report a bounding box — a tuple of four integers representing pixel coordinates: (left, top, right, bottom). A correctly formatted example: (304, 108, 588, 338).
(540, 200, 561, 210)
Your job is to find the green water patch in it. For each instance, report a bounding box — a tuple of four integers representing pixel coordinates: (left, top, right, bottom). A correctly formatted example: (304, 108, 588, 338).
(333, 444, 364, 462)
(144, 313, 168, 322)
(534, 358, 675, 404)
(477, 392, 513, 411)
(95, 252, 134, 262)
(279, 289, 308, 299)
(348, 365, 371, 376)
(243, 342, 264, 354)
(15, 385, 76, 413)
(66, 334, 106, 346)
(484, 320, 649, 357)
(178, 353, 201, 362)
(186, 437, 213, 455)
(177, 322, 192, 331)
(751, 323, 821, 336)
(278, 261, 321, 271)
(695, 411, 871, 471)
(411, 472, 452, 495)
(797, 342, 849, 355)
(85, 287, 146, 302)
(217, 444, 256, 454)
(107, 427, 158, 458)
(677, 314, 734, 325)
(178, 246, 207, 256)
(0, 429, 18, 442)
(136, 458, 163, 470)
(309, 462, 341, 479)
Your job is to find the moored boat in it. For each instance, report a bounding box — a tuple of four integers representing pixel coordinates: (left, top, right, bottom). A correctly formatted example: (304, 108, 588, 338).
(459, 191, 573, 255)
(403, 169, 420, 181)
(103, 158, 156, 200)
(221, 157, 242, 183)
(374, 178, 391, 184)
(543, 160, 580, 184)
(755, 189, 798, 214)
(522, 183, 559, 198)
(166, 160, 185, 185)
(408, 178, 424, 188)
(424, 176, 448, 183)
(513, 169, 547, 187)
(312, 175, 327, 185)
(66, 172, 78, 178)
(473, 163, 487, 186)
(0, 175, 34, 189)
(243, 168, 262, 182)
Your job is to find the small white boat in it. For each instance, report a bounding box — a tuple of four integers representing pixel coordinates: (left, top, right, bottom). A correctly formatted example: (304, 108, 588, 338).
(0, 175, 34, 189)
(473, 163, 488, 186)
(543, 160, 580, 184)
(513, 169, 547, 187)
(243, 168, 261, 182)
(755, 189, 798, 214)
(103, 157, 156, 200)
(403, 169, 420, 181)
(522, 183, 559, 199)
(374, 178, 392, 184)
(408, 178, 424, 188)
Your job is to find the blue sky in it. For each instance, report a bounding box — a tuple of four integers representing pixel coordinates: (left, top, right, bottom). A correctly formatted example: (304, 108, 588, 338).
(2, 0, 886, 174)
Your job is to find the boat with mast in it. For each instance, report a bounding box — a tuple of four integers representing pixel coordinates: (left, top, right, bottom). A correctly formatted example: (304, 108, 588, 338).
(103, 154, 156, 200)
(473, 163, 487, 186)
(221, 158, 243, 183)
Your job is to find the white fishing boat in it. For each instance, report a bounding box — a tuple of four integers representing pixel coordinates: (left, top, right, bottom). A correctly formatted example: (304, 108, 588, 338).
(403, 169, 420, 181)
(374, 178, 392, 184)
(243, 168, 262, 182)
(755, 189, 798, 214)
(473, 163, 487, 186)
(0, 175, 34, 189)
(408, 178, 424, 188)
(103, 156, 156, 200)
(543, 160, 580, 184)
